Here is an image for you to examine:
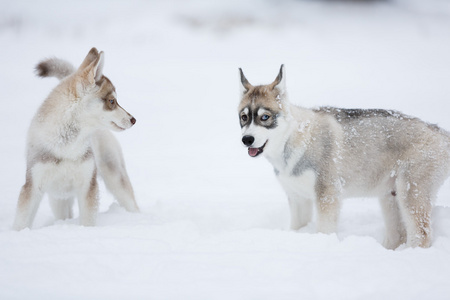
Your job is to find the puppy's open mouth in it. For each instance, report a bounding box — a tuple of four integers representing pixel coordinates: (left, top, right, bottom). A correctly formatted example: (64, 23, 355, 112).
(248, 141, 267, 157)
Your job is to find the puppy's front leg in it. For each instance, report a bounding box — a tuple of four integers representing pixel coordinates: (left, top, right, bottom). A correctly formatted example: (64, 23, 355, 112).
(13, 177, 44, 230)
(77, 171, 99, 227)
(315, 183, 341, 234)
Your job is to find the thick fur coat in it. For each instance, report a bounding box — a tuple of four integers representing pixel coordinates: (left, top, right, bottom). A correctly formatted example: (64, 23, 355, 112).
(13, 48, 139, 230)
(238, 65, 450, 248)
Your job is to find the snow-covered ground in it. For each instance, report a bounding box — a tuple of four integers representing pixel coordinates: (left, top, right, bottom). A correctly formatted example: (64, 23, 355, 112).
(1, 0, 450, 299)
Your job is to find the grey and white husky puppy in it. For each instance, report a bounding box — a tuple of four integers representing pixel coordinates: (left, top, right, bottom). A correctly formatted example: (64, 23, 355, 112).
(13, 48, 139, 230)
(238, 65, 450, 248)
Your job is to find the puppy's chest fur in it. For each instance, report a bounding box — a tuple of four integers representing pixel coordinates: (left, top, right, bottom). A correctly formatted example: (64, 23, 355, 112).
(31, 148, 96, 198)
(28, 117, 96, 196)
(269, 122, 340, 199)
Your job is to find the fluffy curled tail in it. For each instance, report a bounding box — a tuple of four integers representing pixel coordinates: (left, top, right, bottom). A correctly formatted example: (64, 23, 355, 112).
(35, 58, 76, 80)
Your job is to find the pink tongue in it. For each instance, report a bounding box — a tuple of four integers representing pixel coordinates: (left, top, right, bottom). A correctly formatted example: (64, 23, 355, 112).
(248, 147, 259, 157)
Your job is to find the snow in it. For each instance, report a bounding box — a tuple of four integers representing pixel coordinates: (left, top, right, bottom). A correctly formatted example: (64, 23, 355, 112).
(1, 0, 450, 299)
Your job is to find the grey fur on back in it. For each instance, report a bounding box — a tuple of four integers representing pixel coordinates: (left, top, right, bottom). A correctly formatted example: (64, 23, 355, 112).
(312, 107, 450, 193)
(35, 57, 76, 80)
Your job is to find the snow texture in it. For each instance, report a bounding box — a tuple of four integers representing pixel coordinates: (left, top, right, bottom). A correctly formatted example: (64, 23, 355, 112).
(1, 0, 450, 299)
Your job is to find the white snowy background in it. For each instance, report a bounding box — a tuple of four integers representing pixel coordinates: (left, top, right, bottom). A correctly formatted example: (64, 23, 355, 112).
(1, 0, 450, 299)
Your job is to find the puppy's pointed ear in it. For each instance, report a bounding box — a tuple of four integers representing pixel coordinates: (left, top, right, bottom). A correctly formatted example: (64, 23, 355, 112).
(83, 51, 105, 85)
(93, 51, 104, 83)
(270, 64, 286, 95)
(239, 68, 253, 95)
(79, 47, 99, 71)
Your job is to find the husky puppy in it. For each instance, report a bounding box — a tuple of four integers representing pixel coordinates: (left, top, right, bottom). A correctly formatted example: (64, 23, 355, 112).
(238, 65, 450, 248)
(13, 48, 139, 230)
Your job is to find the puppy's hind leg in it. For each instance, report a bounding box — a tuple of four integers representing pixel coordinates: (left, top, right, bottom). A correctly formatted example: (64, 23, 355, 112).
(101, 168, 139, 212)
(396, 170, 438, 248)
(49, 197, 74, 220)
(379, 187, 406, 249)
(13, 177, 44, 230)
(92, 130, 139, 212)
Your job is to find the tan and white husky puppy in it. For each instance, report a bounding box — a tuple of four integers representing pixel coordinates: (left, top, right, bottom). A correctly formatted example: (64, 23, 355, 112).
(13, 48, 139, 230)
(238, 65, 450, 248)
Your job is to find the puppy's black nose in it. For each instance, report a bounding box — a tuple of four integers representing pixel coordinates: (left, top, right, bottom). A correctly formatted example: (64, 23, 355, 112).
(242, 135, 254, 146)
(130, 117, 136, 125)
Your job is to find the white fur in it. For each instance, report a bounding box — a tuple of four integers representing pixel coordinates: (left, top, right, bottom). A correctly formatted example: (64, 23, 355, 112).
(13, 48, 139, 230)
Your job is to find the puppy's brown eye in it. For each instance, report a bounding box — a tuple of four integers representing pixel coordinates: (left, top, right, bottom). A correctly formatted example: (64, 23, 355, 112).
(241, 115, 248, 122)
